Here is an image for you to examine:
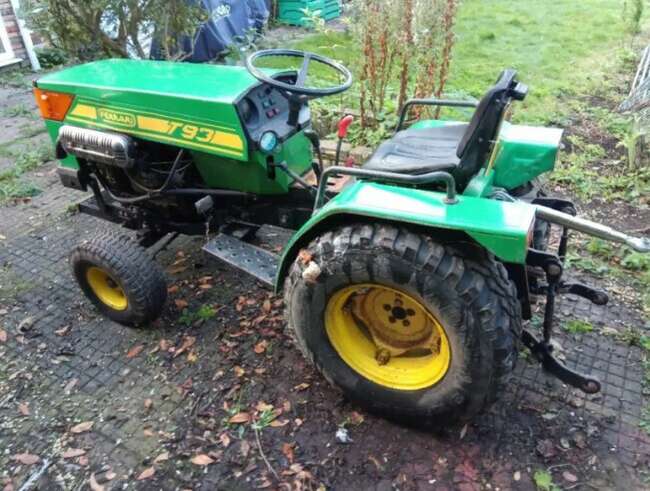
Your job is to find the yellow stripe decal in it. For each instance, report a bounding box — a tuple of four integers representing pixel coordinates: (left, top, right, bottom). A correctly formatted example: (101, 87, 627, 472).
(70, 104, 97, 120)
(66, 117, 245, 158)
(66, 102, 245, 157)
(137, 115, 171, 134)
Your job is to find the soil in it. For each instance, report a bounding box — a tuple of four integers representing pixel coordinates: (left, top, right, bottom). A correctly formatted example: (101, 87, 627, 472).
(0, 57, 649, 491)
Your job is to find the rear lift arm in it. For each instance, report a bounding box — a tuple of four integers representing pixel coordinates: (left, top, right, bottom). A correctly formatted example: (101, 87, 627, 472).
(522, 198, 649, 394)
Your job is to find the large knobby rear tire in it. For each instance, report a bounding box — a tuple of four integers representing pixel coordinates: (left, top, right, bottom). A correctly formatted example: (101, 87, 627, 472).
(71, 231, 167, 327)
(284, 223, 521, 425)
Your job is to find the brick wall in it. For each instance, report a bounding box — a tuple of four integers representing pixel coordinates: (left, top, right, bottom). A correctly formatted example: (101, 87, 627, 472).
(0, 0, 29, 65)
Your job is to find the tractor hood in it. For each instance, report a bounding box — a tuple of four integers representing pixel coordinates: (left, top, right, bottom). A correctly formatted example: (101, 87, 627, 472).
(36, 59, 261, 104)
(35, 59, 274, 161)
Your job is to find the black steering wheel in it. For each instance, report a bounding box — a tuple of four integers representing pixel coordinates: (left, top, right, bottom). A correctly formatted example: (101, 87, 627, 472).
(245, 49, 353, 99)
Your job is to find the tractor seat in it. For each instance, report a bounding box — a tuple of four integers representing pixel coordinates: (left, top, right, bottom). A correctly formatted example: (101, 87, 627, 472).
(363, 123, 468, 175)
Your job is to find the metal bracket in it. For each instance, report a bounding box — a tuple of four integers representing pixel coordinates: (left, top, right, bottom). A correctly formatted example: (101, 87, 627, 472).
(313, 166, 458, 212)
(522, 330, 601, 394)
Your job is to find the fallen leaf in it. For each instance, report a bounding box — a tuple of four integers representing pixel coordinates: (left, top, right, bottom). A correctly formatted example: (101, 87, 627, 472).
(144, 399, 153, 410)
(262, 299, 272, 312)
(136, 467, 155, 480)
(240, 440, 251, 458)
(159, 339, 171, 351)
(0, 329, 7, 343)
(70, 421, 94, 434)
(349, 411, 364, 425)
(64, 378, 78, 394)
(89, 474, 104, 491)
(294, 383, 310, 391)
(104, 471, 116, 481)
(220, 433, 231, 447)
(229, 412, 251, 424)
(536, 439, 557, 459)
(17, 403, 30, 416)
(173, 336, 196, 358)
(154, 452, 169, 464)
(187, 351, 198, 363)
(233, 366, 245, 377)
(297, 249, 313, 264)
(167, 285, 179, 294)
(255, 401, 274, 412)
(191, 454, 214, 466)
(455, 460, 479, 482)
(174, 299, 189, 309)
(62, 448, 86, 459)
(167, 265, 188, 275)
(126, 344, 144, 359)
(143, 429, 154, 437)
(12, 453, 40, 465)
(55, 325, 70, 336)
(282, 443, 294, 464)
(254, 340, 268, 354)
(269, 419, 289, 428)
(460, 423, 468, 439)
(301, 261, 321, 283)
(563, 471, 578, 483)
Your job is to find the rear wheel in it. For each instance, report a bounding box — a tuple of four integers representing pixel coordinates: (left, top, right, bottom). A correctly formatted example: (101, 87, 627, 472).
(71, 231, 167, 326)
(285, 223, 521, 425)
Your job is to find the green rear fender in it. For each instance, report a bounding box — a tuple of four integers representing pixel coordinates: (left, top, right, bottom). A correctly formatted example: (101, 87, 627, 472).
(274, 181, 536, 292)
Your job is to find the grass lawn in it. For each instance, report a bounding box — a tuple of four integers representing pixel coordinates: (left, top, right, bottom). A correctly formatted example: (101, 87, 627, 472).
(290, 0, 646, 127)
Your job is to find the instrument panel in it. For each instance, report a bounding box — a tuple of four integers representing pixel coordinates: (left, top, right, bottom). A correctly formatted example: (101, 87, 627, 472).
(236, 77, 311, 149)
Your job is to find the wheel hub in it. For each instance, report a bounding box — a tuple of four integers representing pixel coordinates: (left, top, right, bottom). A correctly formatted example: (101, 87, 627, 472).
(86, 266, 128, 311)
(325, 284, 451, 390)
(350, 288, 441, 360)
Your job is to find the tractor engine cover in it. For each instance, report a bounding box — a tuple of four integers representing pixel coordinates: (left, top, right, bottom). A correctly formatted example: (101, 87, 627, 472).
(56, 125, 136, 169)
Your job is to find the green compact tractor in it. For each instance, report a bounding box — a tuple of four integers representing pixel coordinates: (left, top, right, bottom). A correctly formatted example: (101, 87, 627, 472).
(35, 50, 649, 423)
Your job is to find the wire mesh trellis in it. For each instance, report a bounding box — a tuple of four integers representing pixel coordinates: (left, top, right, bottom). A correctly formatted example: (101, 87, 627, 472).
(620, 45, 650, 126)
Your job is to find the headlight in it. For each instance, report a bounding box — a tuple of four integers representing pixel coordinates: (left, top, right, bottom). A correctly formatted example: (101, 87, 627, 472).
(259, 131, 279, 154)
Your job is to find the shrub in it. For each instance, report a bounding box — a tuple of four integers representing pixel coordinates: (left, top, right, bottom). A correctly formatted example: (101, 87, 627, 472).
(35, 46, 68, 68)
(22, 0, 207, 61)
(351, 0, 459, 129)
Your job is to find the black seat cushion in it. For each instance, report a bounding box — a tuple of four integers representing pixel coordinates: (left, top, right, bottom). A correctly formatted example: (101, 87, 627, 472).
(364, 123, 468, 175)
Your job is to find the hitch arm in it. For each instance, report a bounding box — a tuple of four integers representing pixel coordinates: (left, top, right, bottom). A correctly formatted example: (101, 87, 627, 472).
(535, 205, 650, 252)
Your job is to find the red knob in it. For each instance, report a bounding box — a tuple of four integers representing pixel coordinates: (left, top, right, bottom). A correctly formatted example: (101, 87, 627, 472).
(337, 115, 354, 139)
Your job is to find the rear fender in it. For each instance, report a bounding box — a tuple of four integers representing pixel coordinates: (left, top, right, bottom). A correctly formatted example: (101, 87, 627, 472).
(274, 181, 536, 292)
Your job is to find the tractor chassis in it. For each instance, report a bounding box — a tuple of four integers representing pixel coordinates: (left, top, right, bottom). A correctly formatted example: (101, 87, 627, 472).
(77, 168, 619, 395)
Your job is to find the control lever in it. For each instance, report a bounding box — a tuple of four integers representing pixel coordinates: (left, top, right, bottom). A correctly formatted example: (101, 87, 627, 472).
(303, 129, 323, 179)
(335, 115, 354, 167)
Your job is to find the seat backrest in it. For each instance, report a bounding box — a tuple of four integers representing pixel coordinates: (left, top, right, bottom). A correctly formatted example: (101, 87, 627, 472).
(454, 69, 527, 185)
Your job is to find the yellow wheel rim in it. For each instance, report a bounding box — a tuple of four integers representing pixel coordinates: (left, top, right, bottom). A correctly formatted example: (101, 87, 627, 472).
(86, 266, 128, 311)
(325, 284, 451, 390)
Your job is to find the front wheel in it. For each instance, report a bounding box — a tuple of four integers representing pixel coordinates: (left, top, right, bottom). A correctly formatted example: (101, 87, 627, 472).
(70, 231, 167, 326)
(284, 223, 521, 425)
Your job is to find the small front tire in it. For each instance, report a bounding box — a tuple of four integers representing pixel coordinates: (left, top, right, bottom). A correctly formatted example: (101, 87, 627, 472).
(71, 231, 167, 326)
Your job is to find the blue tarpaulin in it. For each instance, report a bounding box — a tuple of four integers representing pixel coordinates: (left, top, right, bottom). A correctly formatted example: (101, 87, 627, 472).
(151, 0, 270, 62)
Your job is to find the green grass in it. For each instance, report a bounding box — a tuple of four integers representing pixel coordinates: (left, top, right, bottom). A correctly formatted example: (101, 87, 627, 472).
(178, 304, 216, 326)
(0, 143, 54, 203)
(449, 0, 632, 125)
(563, 320, 594, 335)
(2, 104, 35, 119)
(289, 0, 640, 127)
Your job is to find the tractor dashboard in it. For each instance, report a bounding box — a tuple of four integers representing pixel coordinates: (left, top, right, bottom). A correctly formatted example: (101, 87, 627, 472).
(236, 74, 311, 150)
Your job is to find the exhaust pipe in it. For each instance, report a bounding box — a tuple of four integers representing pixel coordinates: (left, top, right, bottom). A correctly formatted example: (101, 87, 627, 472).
(535, 205, 650, 253)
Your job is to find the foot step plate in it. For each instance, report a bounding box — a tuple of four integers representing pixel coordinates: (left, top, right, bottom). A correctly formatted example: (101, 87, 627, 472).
(203, 233, 278, 287)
